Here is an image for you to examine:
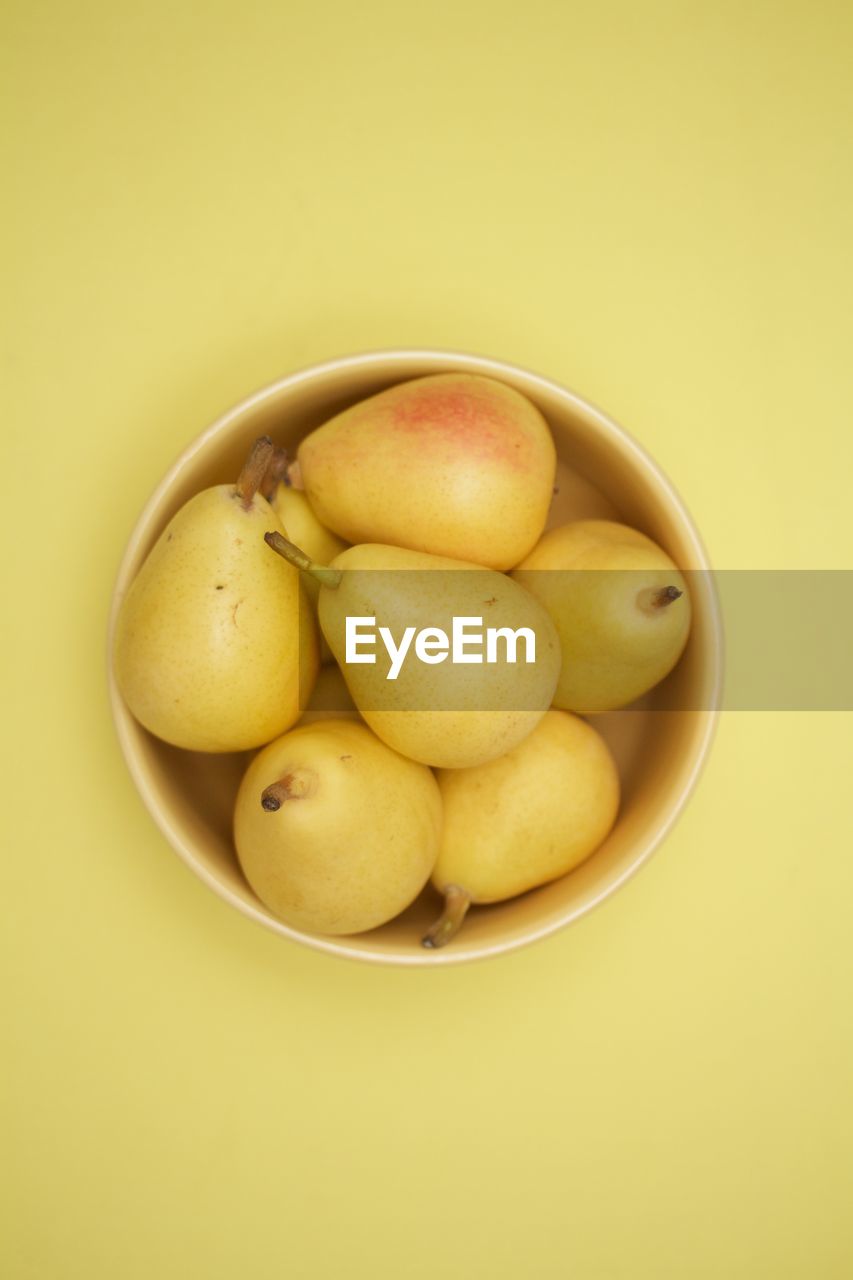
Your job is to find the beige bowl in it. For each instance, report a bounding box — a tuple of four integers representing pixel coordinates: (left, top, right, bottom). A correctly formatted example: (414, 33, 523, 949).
(108, 350, 722, 966)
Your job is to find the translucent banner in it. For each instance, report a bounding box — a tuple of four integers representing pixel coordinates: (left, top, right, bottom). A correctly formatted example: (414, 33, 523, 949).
(305, 570, 853, 712)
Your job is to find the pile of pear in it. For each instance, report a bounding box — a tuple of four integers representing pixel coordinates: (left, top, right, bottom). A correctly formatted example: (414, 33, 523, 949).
(114, 374, 691, 948)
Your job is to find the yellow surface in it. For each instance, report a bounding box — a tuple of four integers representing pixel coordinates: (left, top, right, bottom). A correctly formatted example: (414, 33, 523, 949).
(2, 2, 852, 1276)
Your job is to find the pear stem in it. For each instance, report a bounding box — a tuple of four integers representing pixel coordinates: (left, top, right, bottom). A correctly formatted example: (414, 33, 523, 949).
(422, 885, 472, 949)
(235, 436, 275, 510)
(260, 446, 289, 501)
(286, 459, 304, 490)
(261, 770, 317, 811)
(264, 530, 343, 588)
(637, 585, 683, 614)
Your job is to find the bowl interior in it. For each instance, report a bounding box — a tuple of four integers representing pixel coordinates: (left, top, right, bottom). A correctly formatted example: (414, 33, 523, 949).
(108, 351, 720, 965)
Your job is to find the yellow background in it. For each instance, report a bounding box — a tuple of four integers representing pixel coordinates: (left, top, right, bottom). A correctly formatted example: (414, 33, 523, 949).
(3, 2, 852, 1276)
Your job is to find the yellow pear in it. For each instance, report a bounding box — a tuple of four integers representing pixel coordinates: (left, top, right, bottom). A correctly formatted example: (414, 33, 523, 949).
(265, 534, 561, 769)
(289, 373, 556, 570)
(234, 719, 441, 935)
(270, 481, 347, 664)
(114, 438, 318, 752)
(512, 519, 691, 713)
(424, 710, 620, 947)
(271, 483, 348, 567)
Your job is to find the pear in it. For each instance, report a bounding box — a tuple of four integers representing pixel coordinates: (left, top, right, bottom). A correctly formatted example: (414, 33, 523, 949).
(234, 719, 441, 935)
(114, 438, 319, 752)
(270, 483, 348, 569)
(289, 373, 556, 570)
(512, 519, 691, 713)
(268, 471, 347, 665)
(265, 534, 561, 769)
(423, 709, 620, 947)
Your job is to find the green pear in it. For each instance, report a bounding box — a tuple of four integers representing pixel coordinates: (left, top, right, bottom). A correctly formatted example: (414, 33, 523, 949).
(114, 438, 319, 752)
(512, 520, 691, 713)
(289, 373, 556, 570)
(423, 709, 620, 947)
(265, 534, 561, 769)
(234, 719, 441, 935)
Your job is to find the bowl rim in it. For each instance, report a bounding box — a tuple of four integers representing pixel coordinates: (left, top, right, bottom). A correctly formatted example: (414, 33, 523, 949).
(107, 347, 724, 967)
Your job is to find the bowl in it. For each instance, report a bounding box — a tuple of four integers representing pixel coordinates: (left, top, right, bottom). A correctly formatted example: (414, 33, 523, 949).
(108, 350, 722, 966)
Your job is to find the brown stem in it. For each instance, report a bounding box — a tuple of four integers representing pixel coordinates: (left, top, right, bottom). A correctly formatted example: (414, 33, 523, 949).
(261, 770, 318, 811)
(235, 436, 275, 509)
(260, 446, 289, 501)
(421, 885, 472, 949)
(286, 458, 304, 490)
(264, 530, 343, 588)
(637, 584, 683, 614)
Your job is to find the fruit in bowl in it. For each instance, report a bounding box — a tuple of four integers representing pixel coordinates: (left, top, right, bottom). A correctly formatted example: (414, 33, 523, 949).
(513, 519, 692, 714)
(113, 437, 318, 752)
(289, 373, 556, 570)
(108, 351, 721, 965)
(234, 719, 442, 935)
(424, 710, 621, 948)
(265, 533, 561, 769)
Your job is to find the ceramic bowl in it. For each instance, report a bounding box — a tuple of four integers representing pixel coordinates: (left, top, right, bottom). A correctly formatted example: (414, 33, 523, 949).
(108, 350, 722, 965)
